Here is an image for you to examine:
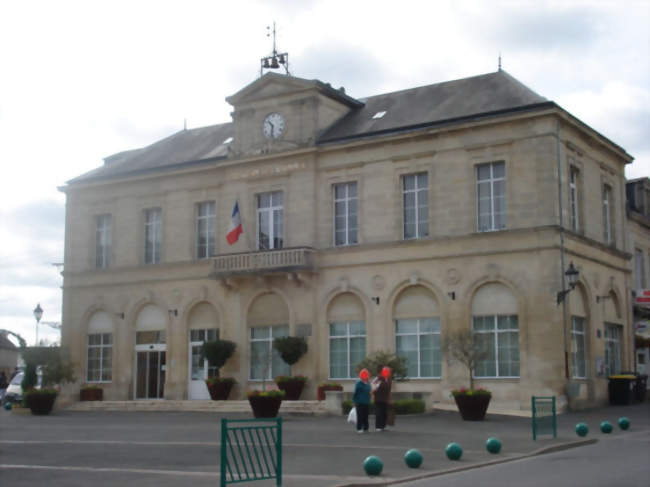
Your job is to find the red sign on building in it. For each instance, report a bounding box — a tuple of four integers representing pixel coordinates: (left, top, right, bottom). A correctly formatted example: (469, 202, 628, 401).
(635, 289, 650, 307)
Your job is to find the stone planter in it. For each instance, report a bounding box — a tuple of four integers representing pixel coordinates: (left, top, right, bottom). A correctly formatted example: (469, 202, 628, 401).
(205, 379, 235, 400)
(25, 391, 58, 415)
(248, 395, 283, 418)
(317, 384, 343, 401)
(276, 379, 305, 400)
(453, 394, 491, 421)
(80, 388, 103, 401)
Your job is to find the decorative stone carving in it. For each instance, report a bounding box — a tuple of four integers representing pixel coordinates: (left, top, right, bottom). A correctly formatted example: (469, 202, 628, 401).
(409, 273, 419, 285)
(170, 288, 183, 305)
(372, 275, 386, 291)
(446, 268, 461, 286)
(339, 277, 349, 292)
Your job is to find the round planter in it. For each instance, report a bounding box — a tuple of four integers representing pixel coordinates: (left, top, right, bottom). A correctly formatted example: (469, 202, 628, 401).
(25, 392, 58, 415)
(206, 380, 235, 401)
(248, 396, 283, 418)
(80, 388, 103, 401)
(453, 394, 491, 421)
(276, 380, 305, 400)
(317, 385, 343, 401)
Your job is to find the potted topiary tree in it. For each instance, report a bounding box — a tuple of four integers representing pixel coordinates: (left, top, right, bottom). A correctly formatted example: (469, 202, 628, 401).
(21, 346, 76, 415)
(200, 339, 237, 400)
(443, 329, 492, 421)
(272, 336, 308, 400)
(247, 346, 285, 417)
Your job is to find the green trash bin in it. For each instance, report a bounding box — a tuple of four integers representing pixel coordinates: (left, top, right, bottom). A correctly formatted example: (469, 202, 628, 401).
(608, 375, 636, 405)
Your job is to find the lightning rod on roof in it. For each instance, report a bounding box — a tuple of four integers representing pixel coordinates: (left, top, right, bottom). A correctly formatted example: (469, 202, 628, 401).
(260, 21, 290, 77)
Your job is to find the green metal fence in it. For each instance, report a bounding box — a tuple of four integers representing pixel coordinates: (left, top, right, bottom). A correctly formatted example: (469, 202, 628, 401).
(220, 417, 282, 487)
(531, 396, 557, 441)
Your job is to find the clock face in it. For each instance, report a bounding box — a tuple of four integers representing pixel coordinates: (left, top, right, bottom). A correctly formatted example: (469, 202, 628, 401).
(263, 113, 285, 139)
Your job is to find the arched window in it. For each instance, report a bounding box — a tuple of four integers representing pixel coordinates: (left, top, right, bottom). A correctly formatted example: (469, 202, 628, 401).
(393, 286, 441, 378)
(328, 293, 366, 379)
(471, 283, 519, 378)
(248, 293, 290, 380)
(87, 311, 113, 382)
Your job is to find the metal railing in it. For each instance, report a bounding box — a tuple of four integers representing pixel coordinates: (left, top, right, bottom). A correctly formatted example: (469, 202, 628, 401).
(531, 396, 557, 440)
(212, 247, 314, 276)
(220, 417, 282, 487)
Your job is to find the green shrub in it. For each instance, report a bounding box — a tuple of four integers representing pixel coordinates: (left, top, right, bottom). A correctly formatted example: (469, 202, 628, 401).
(21, 363, 38, 391)
(273, 336, 308, 366)
(201, 339, 236, 370)
(275, 375, 307, 383)
(247, 390, 285, 398)
(354, 350, 408, 381)
(342, 398, 425, 415)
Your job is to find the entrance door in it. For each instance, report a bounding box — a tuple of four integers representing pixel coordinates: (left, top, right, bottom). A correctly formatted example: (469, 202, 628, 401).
(188, 328, 218, 400)
(135, 341, 166, 399)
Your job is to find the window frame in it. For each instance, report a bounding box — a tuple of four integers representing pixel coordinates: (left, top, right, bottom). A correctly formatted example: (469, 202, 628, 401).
(333, 181, 358, 247)
(602, 184, 613, 245)
(472, 314, 520, 378)
(256, 191, 284, 250)
(569, 166, 580, 232)
(95, 214, 112, 269)
(189, 328, 219, 380)
(248, 325, 290, 381)
(86, 332, 112, 383)
(476, 161, 506, 232)
(144, 208, 162, 265)
(570, 316, 587, 379)
(604, 323, 622, 376)
(634, 248, 646, 290)
(402, 172, 429, 240)
(196, 201, 217, 260)
(328, 321, 366, 379)
(395, 318, 441, 378)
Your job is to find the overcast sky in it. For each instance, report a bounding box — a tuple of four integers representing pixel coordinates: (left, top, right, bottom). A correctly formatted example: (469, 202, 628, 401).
(0, 0, 648, 347)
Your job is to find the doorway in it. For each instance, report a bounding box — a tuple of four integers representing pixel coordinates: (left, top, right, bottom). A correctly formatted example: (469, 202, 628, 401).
(188, 328, 218, 400)
(135, 330, 166, 400)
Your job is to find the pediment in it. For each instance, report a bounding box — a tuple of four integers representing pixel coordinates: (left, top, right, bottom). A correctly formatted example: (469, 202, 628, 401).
(226, 73, 318, 106)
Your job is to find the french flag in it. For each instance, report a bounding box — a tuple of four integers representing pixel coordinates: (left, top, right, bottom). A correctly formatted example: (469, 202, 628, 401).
(226, 201, 243, 245)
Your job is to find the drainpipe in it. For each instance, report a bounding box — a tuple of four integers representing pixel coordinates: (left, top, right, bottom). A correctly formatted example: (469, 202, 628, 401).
(556, 120, 570, 380)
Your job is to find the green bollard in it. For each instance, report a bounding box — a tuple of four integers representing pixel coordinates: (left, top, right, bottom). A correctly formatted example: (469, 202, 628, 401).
(486, 437, 502, 454)
(618, 417, 630, 430)
(445, 442, 463, 461)
(3, 402, 12, 411)
(575, 422, 589, 437)
(404, 449, 423, 468)
(363, 455, 383, 476)
(600, 421, 613, 434)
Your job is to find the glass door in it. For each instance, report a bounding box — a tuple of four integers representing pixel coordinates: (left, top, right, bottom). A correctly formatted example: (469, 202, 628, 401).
(135, 331, 166, 399)
(188, 328, 218, 400)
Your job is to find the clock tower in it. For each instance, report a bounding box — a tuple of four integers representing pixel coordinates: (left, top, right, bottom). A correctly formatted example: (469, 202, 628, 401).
(225, 72, 363, 158)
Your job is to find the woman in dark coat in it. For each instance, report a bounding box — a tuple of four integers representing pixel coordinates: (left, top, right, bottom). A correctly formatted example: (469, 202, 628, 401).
(353, 368, 371, 433)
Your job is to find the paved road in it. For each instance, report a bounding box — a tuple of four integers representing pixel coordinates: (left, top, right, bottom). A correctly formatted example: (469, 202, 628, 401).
(400, 429, 650, 487)
(1, 402, 648, 486)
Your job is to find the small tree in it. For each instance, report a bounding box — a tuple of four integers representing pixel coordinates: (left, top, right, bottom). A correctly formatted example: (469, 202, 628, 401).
(355, 350, 409, 382)
(200, 339, 236, 377)
(273, 336, 307, 374)
(443, 329, 488, 390)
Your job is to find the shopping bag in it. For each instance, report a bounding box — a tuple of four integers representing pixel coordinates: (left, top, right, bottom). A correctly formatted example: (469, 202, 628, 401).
(347, 406, 357, 423)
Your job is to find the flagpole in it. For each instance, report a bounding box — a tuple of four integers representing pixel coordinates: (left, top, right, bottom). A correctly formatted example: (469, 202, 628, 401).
(238, 195, 254, 252)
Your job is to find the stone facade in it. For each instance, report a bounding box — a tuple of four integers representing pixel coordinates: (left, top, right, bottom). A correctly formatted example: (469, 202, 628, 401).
(60, 72, 635, 410)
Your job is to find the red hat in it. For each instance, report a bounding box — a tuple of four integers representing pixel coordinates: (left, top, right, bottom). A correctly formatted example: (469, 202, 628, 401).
(359, 368, 370, 380)
(381, 366, 391, 379)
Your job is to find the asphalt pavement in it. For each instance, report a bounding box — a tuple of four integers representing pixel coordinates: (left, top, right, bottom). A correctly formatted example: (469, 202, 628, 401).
(1, 401, 648, 487)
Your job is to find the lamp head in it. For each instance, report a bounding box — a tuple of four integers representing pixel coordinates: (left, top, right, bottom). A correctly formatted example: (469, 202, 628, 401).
(566, 262, 579, 288)
(33, 303, 43, 323)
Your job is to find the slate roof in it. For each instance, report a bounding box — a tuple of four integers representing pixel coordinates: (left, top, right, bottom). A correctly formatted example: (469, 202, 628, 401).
(0, 333, 18, 351)
(68, 71, 552, 184)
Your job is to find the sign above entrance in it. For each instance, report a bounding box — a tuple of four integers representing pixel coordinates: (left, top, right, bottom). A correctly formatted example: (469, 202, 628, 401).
(635, 289, 650, 307)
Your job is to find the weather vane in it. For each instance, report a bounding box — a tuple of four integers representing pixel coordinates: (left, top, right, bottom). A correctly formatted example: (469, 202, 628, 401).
(260, 22, 289, 76)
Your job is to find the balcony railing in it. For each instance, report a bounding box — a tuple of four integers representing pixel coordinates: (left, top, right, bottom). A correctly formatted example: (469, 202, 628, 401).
(211, 247, 315, 277)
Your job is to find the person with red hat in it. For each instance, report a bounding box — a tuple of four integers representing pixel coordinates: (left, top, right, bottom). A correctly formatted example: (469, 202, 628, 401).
(353, 368, 371, 433)
(372, 366, 392, 431)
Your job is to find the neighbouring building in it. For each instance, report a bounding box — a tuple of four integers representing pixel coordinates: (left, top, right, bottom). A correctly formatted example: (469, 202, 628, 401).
(59, 68, 637, 411)
(0, 331, 19, 378)
(627, 177, 650, 379)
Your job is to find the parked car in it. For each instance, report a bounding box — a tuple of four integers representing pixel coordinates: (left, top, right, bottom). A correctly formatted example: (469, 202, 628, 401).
(1, 370, 42, 405)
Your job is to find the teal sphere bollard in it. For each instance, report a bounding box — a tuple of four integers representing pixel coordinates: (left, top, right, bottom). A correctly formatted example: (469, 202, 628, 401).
(575, 423, 589, 437)
(404, 449, 423, 468)
(600, 421, 613, 434)
(618, 417, 630, 430)
(363, 455, 383, 476)
(445, 442, 463, 461)
(486, 437, 502, 454)
(3, 402, 12, 411)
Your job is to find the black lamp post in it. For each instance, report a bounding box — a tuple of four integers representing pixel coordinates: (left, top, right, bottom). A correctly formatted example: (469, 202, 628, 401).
(33, 303, 43, 346)
(556, 262, 579, 305)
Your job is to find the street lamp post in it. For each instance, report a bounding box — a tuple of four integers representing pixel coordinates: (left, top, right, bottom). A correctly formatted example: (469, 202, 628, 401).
(33, 303, 43, 346)
(556, 262, 579, 305)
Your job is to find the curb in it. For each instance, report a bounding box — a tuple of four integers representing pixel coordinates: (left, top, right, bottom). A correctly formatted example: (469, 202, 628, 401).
(333, 438, 599, 487)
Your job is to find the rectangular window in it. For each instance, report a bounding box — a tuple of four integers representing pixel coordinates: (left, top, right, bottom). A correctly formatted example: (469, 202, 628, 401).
(333, 182, 358, 246)
(190, 328, 219, 380)
(95, 214, 111, 268)
(604, 323, 622, 376)
(257, 191, 283, 250)
(472, 315, 519, 377)
(634, 249, 646, 290)
(569, 167, 580, 231)
(571, 316, 586, 379)
(476, 162, 506, 232)
(402, 173, 429, 239)
(395, 318, 441, 378)
(329, 321, 366, 379)
(196, 201, 216, 259)
(87, 333, 112, 382)
(603, 185, 613, 244)
(249, 325, 290, 380)
(144, 208, 162, 264)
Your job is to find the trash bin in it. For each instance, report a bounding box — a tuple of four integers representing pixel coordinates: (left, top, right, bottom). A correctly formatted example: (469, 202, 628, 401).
(608, 375, 636, 405)
(635, 374, 647, 402)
